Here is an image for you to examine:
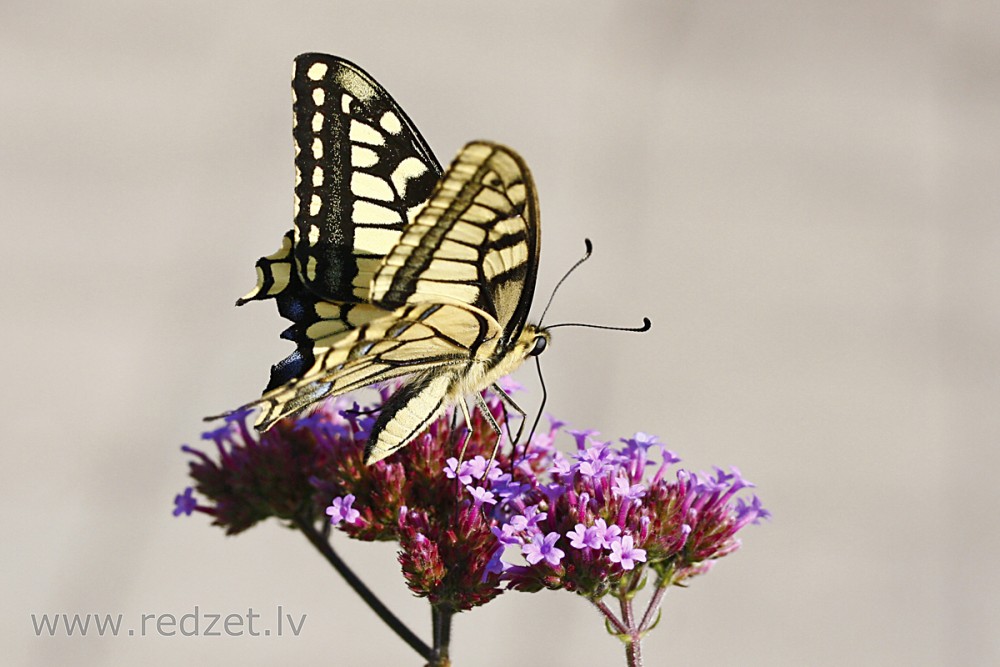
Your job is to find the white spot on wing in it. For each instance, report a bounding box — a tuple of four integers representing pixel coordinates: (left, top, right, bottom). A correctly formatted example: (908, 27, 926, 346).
(380, 111, 402, 134)
(312, 166, 323, 186)
(307, 62, 328, 80)
(391, 157, 429, 198)
(488, 215, 524, 242)
(354, 226, 401, 255)
(351, 172, 394, 201)
(341, 93, 353, 113)
(350, 120, 384, 146)
(351, 146, 379, 168)
(353, 200, 402, 225)
(312, 112, 324, 132)
(314, 302, 341, 318)
(307, 320, 348, 342)
(485, 241, 528, 278)
(312, 138, 323, 159)
(309, 225, 320, 245)
(462, 203, 496, 224)
(451, 221, 487, 245)
(439, 239, 479, 261)
(346, 305, 378, 327)
(310, 194, 322, 215)
(312, 88, 325, 106)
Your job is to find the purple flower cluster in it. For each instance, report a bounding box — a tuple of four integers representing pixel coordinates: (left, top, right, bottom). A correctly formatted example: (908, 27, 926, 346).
(177, 406, 331, 533)
(178, 383, 767, 610)
(465, 423, 768, 596)
(179, 387, 516, 610)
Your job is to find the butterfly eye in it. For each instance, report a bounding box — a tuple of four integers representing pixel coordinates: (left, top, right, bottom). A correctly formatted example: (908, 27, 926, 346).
(528, 335, 547, 357)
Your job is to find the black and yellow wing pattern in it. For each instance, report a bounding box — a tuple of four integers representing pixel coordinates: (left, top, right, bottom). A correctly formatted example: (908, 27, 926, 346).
(238, 54, 443, 391)
(236, 54, 549, 464)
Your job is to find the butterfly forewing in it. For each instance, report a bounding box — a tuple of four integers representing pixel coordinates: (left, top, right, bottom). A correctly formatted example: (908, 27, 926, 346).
(291, 53, 443, 303)
(371, 142, 540, 349)
(237, 55, 443, 388)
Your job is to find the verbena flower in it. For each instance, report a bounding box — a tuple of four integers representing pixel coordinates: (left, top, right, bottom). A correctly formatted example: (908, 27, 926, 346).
(172, 487, 197, 516)
(476, 425, 768, 597)
(178, 387, 514, 611)
(177, 382, 768, 660)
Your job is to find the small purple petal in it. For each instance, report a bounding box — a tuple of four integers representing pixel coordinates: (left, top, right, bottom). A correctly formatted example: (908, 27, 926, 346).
(612, 475, 647, 501)
(466, 456, 489, 481)
(546, 414, 567, 433)
(444, 457, 474, 485)
(173, 487, 197, 517)
(467, 485, 497, 506)
(523, 531, 565, 566)
(566, 428, 599, 450)
(599, 521, 622, 549)
(326, 494, 360, 525)
(483, 546, 509, 580)
(567, 524, 588, 549)
(608, 534, 647, 570)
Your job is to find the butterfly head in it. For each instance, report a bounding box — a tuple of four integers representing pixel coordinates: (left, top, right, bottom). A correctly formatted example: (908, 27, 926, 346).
(526, 326, 550, 358)
(499, 324, 551, 373)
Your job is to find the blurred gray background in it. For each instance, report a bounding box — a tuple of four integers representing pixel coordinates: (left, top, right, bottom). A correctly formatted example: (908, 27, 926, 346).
(3, 1, 998, 665)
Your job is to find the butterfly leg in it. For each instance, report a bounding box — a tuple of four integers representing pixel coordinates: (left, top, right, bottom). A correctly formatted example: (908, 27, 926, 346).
(490, 383, 527, 454)
(474, 392, 505, 477)
(486, 391, 515, 455)
(456, 397, 475, 468)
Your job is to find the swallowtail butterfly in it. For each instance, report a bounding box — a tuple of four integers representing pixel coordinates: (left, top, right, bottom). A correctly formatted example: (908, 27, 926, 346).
(236, 53, 548, 464)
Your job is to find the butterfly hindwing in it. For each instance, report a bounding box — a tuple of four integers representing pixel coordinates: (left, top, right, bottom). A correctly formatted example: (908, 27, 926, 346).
(252, 301, 500, 430)
(364, 370, 458, 463)
(234, 230, 387, 390)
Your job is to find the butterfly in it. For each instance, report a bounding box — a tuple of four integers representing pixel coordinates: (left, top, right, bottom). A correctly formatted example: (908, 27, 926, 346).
(234, 53, 549, 464)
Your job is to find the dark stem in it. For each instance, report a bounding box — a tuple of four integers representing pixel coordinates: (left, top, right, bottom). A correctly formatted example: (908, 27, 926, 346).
(294, 515, 432, 661)
(428, 605, 454, 667)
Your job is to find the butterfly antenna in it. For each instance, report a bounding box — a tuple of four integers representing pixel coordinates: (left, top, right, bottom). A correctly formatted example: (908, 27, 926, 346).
(538, 238, 594, 327)
(544, 317, 652, 333)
